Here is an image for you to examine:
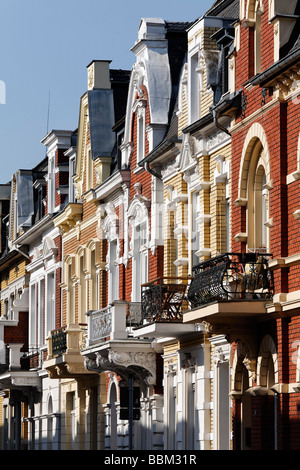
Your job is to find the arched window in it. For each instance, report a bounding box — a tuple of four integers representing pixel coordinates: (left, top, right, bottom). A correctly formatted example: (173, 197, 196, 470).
(86, 239, 101, 311)
(243, 0, 263, 76)
(236, 123, 271, 252)
(109, 383, 118, 450)
(103, 203, 120, 305)
(248, 144, 269, 251)
(79, 252, 86, 321)
(47, 396, 53, 450)
(128, 197, 149, 302)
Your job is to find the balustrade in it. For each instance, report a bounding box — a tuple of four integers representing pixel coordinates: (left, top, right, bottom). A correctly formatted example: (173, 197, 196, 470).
(141, 277, 189, 323)
(187, 252, 274, 308)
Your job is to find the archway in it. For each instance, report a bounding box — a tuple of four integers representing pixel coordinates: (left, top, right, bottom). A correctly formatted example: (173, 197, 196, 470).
(110, 383, 118, 450)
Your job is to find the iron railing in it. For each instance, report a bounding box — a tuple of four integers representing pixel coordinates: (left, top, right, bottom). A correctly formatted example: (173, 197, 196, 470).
(51, 326, 67, 357)
(187, 252, 274, 308)
(141, 277, 189, 323)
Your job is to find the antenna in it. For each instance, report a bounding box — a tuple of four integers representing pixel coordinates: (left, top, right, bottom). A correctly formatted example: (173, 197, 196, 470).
(46, 91, 50, 134)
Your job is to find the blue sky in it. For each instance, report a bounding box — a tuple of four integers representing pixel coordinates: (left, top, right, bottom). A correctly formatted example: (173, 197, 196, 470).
(0, 0, 214, 183)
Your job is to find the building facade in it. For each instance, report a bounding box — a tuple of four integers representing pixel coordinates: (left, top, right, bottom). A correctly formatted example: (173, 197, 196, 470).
(0, 0, 299, 452)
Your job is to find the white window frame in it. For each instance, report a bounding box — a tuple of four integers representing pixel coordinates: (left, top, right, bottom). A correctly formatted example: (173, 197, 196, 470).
(29, 283, 37, 349)
(45, 270, 55, 340)
(108, 238, 119, 305)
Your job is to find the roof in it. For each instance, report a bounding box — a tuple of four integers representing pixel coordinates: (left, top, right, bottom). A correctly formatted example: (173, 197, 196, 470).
(205, 0, 239, 18)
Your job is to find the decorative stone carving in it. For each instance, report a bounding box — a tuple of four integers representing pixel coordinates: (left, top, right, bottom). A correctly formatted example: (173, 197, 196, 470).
(84, 348, 156, 385)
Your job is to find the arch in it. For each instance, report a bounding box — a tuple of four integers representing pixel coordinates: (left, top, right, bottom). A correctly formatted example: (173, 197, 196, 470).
(63, 254, 76, 285)
(245, 0, 264, 22)
(257, 334, 279, 387)
(231, 340, 256, 392)
(75, 245, 87, 274)
(47, 395, 53, 450)
(86, 238, 101, 267)
(128, 196, 150, 302)
(237, 122, 271, 201)
(106, 374, 120, 450)
(237, 123, 271, 250)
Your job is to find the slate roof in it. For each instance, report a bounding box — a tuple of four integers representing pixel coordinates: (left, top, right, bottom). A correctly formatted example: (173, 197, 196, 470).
(205, 0, 239, 18)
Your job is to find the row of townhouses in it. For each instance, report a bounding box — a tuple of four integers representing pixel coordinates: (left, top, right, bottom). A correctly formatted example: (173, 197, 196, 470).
(0, 0, 300, 451)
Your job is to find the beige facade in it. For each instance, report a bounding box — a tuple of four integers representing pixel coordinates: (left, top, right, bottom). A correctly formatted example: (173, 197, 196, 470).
(143, 13, 234, 450)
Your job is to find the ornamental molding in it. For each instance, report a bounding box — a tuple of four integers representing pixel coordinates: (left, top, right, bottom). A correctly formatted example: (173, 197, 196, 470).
(85, 348, 156, 385)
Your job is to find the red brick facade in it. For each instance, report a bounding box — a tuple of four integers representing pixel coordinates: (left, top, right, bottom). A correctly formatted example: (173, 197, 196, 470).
(229, 0, 300, 450)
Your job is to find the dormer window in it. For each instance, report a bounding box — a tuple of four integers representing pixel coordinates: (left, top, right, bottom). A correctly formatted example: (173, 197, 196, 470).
(211, 24, 235, 102)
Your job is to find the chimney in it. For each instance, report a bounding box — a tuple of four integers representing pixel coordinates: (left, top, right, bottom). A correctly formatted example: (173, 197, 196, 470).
(87, 60, 111, 90)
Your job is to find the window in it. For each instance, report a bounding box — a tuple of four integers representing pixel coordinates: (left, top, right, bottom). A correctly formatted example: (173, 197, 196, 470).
(90, 249, 97, 310)
(192, 191, 200, 266)
(46, 272, 55, 338)
(254, 10, 262, 74)
(86, 148, 93, 191)
(128, 199, 149, 302)
(186, 367, 196, 449)
(29, 284, 37, 349)
(189, 51, 200, 123)
(69, 155, 76, 203)
(108, 239, 119, 304)
(225, 195, 230, 253)
(254, 167, 267, 250)
(38, 279, 44, 346)
(79, 254, 87, 322)
(132, 223, 148, 301)
(247, 145, 269, 251)
(65, 256, 75, 324)
(137, 109, 145, 164)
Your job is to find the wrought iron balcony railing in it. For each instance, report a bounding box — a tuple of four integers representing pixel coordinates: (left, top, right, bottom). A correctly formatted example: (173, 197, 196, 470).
(141, 277, 189, 323)
(187, 252, 274, 309)
(51, 326, 67, 357)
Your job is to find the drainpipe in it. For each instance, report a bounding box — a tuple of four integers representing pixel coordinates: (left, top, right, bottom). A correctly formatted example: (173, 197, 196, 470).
(212, 107, 231, 136)
(144, 161, 162, 180)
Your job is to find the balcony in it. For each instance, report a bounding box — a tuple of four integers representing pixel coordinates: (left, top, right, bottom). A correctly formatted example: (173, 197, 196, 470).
(132, 277, 198, 340)
(44, 324, 94, 378)
(0, 344, 41, 393)
(184, 252, 274, 325)
(82, 301, 157, 384)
